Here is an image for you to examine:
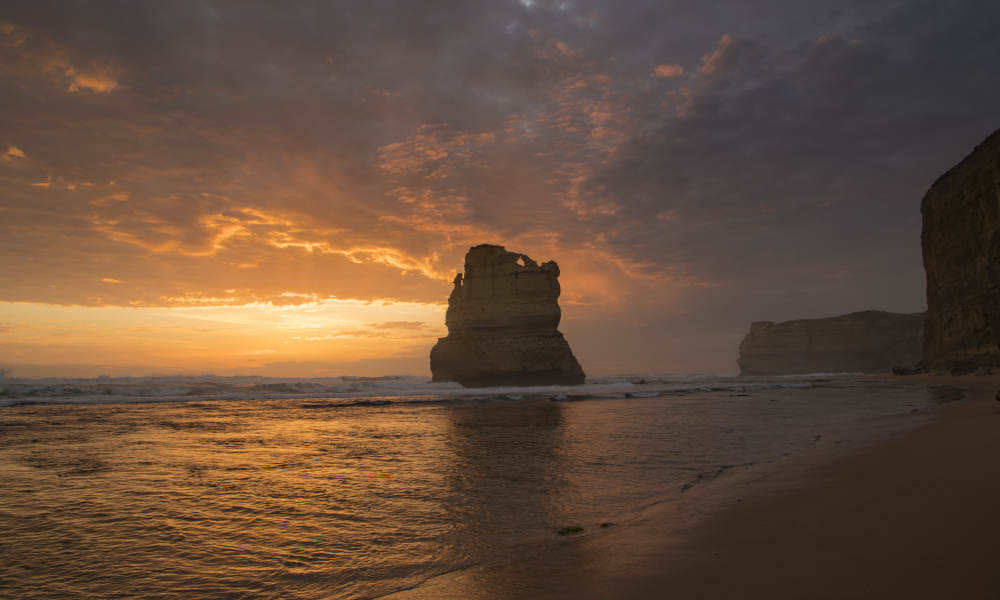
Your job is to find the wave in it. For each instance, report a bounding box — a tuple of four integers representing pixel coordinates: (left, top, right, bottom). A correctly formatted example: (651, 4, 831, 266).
(0, 373, 831, 407)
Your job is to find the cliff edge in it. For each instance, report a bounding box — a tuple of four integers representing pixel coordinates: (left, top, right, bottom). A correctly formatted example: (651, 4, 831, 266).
(921, 129, 1000, 371)
(737, 310, 925, 375)
(430, 244, 585, 387)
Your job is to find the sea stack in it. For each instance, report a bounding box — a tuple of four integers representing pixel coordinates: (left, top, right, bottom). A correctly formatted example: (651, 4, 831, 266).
(921, 129, 1000, 372)
(430, 244, 585, 387)
(737, 310, 925, 375)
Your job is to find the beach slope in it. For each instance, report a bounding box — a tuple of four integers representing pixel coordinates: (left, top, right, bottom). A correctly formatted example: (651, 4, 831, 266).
(618, 376, 1000, 599)
(389, 377, 1000, 599)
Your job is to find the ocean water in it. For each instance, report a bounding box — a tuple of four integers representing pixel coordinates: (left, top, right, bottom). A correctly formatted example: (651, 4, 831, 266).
(0, 375, 956, 599)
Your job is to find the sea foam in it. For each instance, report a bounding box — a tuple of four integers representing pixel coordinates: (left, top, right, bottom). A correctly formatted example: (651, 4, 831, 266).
(0, 373, 818, 406)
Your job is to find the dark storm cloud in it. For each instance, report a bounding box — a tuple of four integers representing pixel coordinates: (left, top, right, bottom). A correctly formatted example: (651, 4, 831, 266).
(571, 0, 1000, 325)
(1, 0, 998, 372)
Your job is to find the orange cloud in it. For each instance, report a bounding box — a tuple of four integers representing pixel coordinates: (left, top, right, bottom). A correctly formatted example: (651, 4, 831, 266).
(700, 34, 734, 74)
(64, 67, 117, 93)
(376, 124, 495, 178)
(335, 246, 451, 282)
(86, 196, 456, 284)
(0, 20, 118, 93)
(652, 63, 684, 78)
(535, 39, 577, 61)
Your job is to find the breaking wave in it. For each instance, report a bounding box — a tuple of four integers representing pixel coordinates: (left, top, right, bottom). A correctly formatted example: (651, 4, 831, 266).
(0, 374, 820, 406)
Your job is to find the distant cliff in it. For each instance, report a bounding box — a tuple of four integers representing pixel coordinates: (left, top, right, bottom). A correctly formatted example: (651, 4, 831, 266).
(921, 129, 1000, 372)
(430, 244, 585, 386)
(737, 311, 925, 375)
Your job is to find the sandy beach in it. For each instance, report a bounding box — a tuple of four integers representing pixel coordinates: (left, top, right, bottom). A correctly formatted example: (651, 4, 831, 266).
(389, 375, 1000, 599)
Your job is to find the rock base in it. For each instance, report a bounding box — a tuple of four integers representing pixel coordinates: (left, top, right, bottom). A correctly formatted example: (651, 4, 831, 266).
(431, 331, 585, 387)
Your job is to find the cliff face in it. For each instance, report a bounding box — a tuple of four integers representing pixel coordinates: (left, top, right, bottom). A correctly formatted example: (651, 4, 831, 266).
(430, 244, 585, 387)
(921, 129, 1000, 371)
(737, 311, 925, 375)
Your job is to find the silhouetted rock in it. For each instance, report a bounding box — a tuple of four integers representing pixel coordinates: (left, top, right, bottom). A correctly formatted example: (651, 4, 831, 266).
(737, 311, 925, 375)
(430, 244, 585, 387)
(922, 129, 1000, 371)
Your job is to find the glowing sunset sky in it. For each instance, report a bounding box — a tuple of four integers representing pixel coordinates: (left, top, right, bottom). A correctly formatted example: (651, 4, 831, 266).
(1, 1, 998, 377)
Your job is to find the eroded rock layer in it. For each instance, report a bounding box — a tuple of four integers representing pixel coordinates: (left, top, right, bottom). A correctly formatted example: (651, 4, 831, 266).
(921, 129, 1000, 371)
(430, 244, 585, 387)
(737, 311, 925, 375)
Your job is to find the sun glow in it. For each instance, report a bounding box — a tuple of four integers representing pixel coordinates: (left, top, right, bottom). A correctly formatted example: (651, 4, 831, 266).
(0, 298, 447, 377)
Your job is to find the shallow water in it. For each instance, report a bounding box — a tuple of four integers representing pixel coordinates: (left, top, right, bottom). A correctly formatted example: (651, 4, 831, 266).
(0, 376, 951, 599)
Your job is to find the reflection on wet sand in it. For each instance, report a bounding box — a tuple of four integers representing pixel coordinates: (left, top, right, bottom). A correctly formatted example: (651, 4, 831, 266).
(442, 401, 568, 563)
(1, 381, 945, 599)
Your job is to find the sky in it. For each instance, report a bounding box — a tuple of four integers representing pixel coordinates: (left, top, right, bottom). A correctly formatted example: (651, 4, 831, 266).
(1, 0, 998, 378)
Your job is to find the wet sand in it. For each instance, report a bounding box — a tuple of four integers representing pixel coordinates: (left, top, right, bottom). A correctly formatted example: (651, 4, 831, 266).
(389, 375, 1000, 599)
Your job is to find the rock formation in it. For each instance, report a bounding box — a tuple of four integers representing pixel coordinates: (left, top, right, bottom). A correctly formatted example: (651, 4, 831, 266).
(921, 129, 1000, 372)
(737, 311, 925, 375)
(430, 244, 585, 387)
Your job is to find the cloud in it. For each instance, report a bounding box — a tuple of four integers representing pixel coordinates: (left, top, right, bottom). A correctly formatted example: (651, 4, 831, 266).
(652, 64, 684, 78)
(567, 0, 1000, 362)
(0, 19, 118, 93)
(0, 0, 998, 374)
(698, 34, 765, 74)
(64, 67, 117, 93)
(367, 321, 427, 330)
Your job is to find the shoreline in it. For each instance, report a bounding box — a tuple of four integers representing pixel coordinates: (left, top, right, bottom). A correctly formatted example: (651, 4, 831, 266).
(386, 374, 1000, 599)
(625, 374, 1000, 599)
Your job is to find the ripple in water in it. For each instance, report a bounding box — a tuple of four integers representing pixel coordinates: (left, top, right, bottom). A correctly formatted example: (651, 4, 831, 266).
(0, 377, 945, 599)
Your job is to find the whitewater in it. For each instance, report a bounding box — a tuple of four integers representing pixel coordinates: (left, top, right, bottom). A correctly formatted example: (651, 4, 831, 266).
(0, 373, 817, 406)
